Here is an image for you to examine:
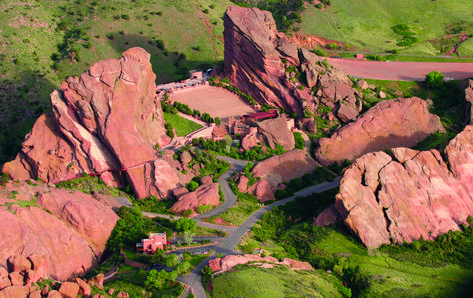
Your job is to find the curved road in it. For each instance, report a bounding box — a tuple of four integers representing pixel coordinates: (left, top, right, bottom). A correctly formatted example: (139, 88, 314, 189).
(176, 173, 341, 298)
(139, 157, 341, 298)
(326, 57, 473, 81)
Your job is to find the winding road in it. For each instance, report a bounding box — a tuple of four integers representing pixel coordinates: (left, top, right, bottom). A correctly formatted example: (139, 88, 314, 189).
(130, 156, 341, 297)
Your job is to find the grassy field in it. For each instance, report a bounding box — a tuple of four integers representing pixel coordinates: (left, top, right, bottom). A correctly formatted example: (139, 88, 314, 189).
(163, 112, 203, 136)
(302, 0, 473, 55)
(0, 0, 232, 165)
(318, 226, 473, 297)
(211, 265, 346, 297)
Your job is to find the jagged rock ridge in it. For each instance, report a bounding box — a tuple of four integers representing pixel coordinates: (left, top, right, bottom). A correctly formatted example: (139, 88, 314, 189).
(315, 97, 446, 166)
(223, 6, 361, 122)
(2, 48, 187, 199)
(336, 125, 473, 247)
(0, 182, 118, 281)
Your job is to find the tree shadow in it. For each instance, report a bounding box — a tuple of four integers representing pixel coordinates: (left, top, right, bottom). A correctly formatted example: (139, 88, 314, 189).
(0, 69, 56, 165)
(105, 33, 220, 84)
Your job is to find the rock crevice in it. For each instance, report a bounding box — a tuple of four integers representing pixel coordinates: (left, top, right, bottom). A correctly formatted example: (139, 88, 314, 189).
(336, 127, 473, 247)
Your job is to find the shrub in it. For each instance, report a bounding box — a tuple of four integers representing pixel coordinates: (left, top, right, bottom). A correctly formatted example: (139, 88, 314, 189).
(203, 9, 209, 14)
(121, 14, 130, 20)
(186, 181, 199, 192)
(425, 71, 445, 89)
(106, 33, 114, 40)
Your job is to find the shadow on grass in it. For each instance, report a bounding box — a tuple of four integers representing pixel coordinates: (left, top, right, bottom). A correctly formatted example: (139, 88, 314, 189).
(0, 68, 56, 165)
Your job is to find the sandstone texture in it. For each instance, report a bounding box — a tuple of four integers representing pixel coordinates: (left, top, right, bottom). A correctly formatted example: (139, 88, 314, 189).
(336, 125, 473, 247)
(171, 183, 220, 216)
(255, 115, 295, 151)
(224, 6, 359, 121)
(0, 182, 118, 281)
(239, 150, 318, 201)
(315, 97, 445, 166)
(208, 254, 313, 273)
(1, 48, 187, 200)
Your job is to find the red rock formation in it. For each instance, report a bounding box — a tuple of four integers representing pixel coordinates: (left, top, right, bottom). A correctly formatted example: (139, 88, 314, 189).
(58, 282, 79, 298)
(1, 48, 185, 200)
(208, 254, 313, 273)
(0, 285, 29, 298)
(315, 97, 445, 166)
(241, 150, 318, 201)
(336, 125, 473, 247)
(223, 6, 359, 121)
(0, 183, 118, 281)
(171, 183, 220, 216)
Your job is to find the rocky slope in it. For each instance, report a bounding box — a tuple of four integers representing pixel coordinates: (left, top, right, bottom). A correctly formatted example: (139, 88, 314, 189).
(223, 6, 361, 121)
(336, 125, 473, 247)
(0, 182, 118, 281)
(237, 150, 318, 201)
(208, 254, 313, 273)
(1, 48, 187, 200)
(315, 97, 445, 166)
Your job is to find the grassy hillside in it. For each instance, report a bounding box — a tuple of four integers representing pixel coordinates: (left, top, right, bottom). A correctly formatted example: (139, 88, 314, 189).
(211, 265, 347, 297)
(0, 0, 232, 164)
(237, 189, 473, 297)
(301, 0, 473, 55)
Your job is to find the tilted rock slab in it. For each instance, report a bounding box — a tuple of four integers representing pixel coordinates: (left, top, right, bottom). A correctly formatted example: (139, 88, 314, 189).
(171, 183, 220, 216)
(336, 125, 473, 247)
(0, 182, 118, 280)
(2, 48, 181, 199)
(240, 150, 318, 201)
(315, 97, 445, 166)
(223, 6, 360, 121)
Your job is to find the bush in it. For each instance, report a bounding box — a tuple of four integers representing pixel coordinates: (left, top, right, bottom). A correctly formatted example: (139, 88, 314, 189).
(186, 181, 200, 192)
(121, 14, 130, 20)
(293, 132, 305, 149)
(106, 33, 114, 40)
(425, 71, 445, 89)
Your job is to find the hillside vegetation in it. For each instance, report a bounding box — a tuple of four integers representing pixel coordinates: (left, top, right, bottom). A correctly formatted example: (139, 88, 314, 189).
(301, 0, 473, 54)
(0, 0, 231, 164)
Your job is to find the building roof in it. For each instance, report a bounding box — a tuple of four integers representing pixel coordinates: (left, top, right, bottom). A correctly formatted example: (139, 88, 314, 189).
(243, 111, 277, 120)
(150, 232, 166, 237)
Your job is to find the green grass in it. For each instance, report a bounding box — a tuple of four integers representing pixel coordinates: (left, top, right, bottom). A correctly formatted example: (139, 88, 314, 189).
(206, 191, 260, 226)
(302, 0, 473, 55)
(163, 112, 203, 137)
(211, 265, 346, 298)
(317, 226, 473, 297)
(55, 174, 128, 196)
(0, 0, 231, 165)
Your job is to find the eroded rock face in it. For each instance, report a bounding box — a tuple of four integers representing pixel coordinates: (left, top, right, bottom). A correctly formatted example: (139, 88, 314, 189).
(224, 6, 358, 120)
(240, 150, 317, 201)
(336, 125, 473, 247)
(0, 182, 118, 280)
(1, 48, 183, 200)
(207, 254, 313, 273)
(315, 97, 445, 166)
(170, 183, 220, 216)
(255, 115, 295, 151)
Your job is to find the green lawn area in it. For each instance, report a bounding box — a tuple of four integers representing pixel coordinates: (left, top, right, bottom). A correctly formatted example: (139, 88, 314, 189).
(206, 192, 260, 226)
(302, 0, 473, 55)
(211, 265, 346, 297)
(317, 226, 473, 297)
(163, 112, 203, 137)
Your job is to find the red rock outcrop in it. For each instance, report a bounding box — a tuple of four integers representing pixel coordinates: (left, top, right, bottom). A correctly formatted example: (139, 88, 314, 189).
(1, 48, 184, 200)
(0, 182, 118, 281)
(208, 254, 313, 273)
(171, 183, 220, 216)
(336, 125, 473, 247)
(315, 97, 445, 166)
(224, 6, 360, 121)
(239, 150, 318, 201)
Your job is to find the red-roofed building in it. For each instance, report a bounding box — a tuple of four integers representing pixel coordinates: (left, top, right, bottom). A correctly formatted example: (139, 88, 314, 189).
(136, 232, 167, 254)
(242, 109, 278, 121)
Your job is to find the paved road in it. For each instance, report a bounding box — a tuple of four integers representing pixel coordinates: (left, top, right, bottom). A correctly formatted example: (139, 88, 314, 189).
(121, 156, 340, 298)
(177, 177, 341, 298)
(326, 58, 473, 81)
(195, 156, 251, 219)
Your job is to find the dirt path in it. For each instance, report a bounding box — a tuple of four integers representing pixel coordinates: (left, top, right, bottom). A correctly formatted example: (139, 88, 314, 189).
(326, 58, 473, 81)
